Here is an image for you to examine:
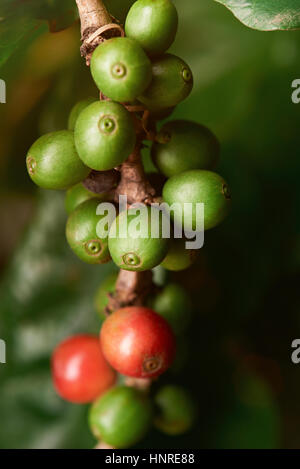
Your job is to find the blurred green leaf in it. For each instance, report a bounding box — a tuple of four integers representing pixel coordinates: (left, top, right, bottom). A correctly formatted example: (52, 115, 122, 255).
(0, 0, 78, 67)
(25, 0, 78, 32)
(0, 17, 44, 67)
(0, 191, 114, 448)
(0, 0, 78, 27)
(215, 372, 280, 449)
(214, 0, 300, 31)
(105, 0, 136, 23)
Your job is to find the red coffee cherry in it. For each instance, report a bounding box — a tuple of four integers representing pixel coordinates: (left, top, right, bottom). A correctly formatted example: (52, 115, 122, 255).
(52, 334, 116, 404)
(100, 306, 176, 379)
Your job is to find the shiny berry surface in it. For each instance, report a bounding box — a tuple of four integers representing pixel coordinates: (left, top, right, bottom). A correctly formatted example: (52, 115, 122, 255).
(152, 120, 220, 177)
(74, 100, 136, 171)
(89, 386, 152, 448)
(100, 306, 176, 378)
(66, 198, 112, 264)
(91, 37, 152, 102)
(52, 334, 116, 404)
(65, 182, 104, 214)
(125, 0, 178, 56)
(68, 98, 96, 131)
(163, 169, 231, 231)
(139, 54, 193, 111)
(26, 130, 89, 190)
(108, 206, 169, 272)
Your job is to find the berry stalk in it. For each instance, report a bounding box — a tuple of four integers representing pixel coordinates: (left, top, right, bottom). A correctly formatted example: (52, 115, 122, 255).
(75, 0, 158, 310)
(76, 0, 123, 64)
(75, 0, 112, 35)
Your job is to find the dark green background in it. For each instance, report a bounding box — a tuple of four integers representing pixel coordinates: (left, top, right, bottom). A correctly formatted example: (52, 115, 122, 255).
(0, 0, 299, 449)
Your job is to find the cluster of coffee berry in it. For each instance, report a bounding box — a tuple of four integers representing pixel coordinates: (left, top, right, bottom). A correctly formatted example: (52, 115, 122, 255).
(25, 0, 231, 448)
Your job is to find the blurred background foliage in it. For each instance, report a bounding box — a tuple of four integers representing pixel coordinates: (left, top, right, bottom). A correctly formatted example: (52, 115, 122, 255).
(0, 0, 299, 449)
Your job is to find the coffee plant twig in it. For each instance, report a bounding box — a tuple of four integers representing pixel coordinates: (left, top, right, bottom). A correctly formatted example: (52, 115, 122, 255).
(76, 0, 123, 64)
(76, 0, 157, 312)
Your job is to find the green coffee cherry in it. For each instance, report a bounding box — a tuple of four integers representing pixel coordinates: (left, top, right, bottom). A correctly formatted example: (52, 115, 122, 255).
(152, 120, 220, 177)
(74, 101, 136, 171)
(125, 0, 178, 57)
(68, 98, 96, 131)
(26, 130, 90, 190)
(150, 283, 192, 335)
(139, 54, 193, 112)
(108, 206, 169, 272)
(163, 170, 231, 231)
(65, 183, 107, 214)
(95, 272, 118, 320)
(66, 198, 112, 264)
(161, 238, 198, 271)
(154, 385, 196, 435)
(90, 37, 152, 103)
(89, 386, 153, 448)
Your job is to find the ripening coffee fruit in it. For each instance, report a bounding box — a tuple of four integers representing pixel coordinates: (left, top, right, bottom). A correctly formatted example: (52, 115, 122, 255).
(68, 98, 96, 131)
(95, 272, 118, 320)
(139, 54, 193, 111)
(66, 198, 112, 264)
(65, 182, 106, 214)
(125, 0, 178, 56)
(26, 130, 90, 190)
(161, 238, 198, 271)
(154, 385, 196, 435)
(150, 283, 192, 335)
(52, 335, 116, 404)
(74, 101, 136, 171)
(90, 37, 152, 102)
(100, 306, 176, 378)
(108, 205, 169, 271)
(89, 386, 152, 448)
(152, 120, 220, 177)
(163, 170, 231, 231)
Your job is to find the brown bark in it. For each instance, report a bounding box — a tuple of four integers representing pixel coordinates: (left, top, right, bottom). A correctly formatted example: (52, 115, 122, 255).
(75, 0, 112, 35)
(114, 142, 156, 206)
(106, 270, 153, 313)
(76, 0, 123, 64)
(83, 169, 120, 194)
